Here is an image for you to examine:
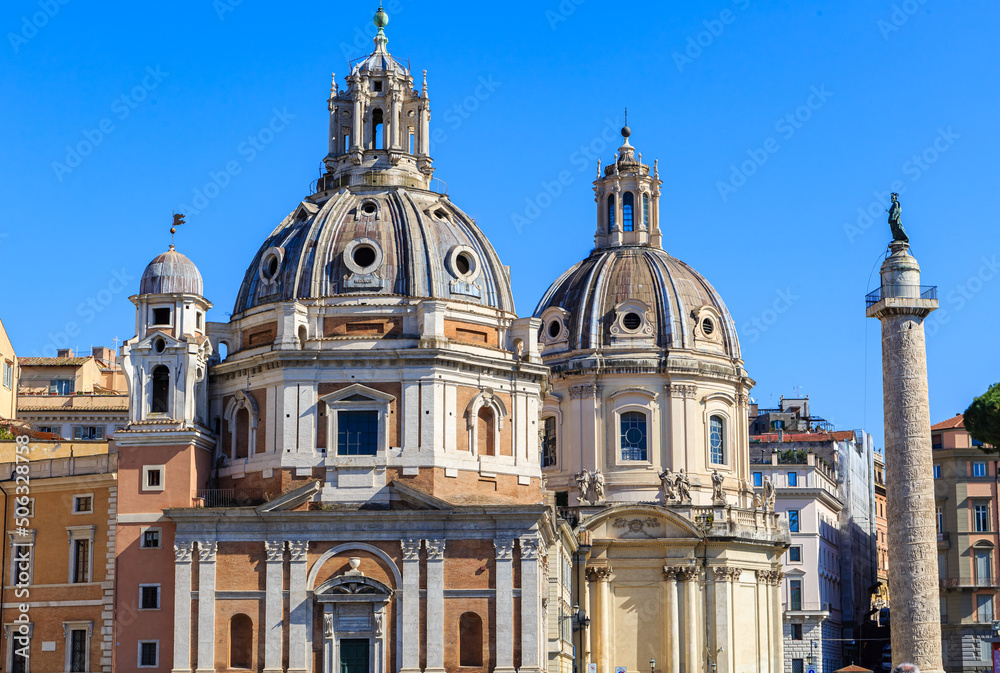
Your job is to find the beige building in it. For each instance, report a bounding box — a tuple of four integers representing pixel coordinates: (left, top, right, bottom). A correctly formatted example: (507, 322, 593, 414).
(17, 347, 128, 439)
(0, 318, 17, 421)
(931, 414, 999, 673)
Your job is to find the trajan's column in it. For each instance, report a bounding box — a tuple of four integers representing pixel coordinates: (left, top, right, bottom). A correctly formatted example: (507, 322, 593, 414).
(866, 193, 943, 673)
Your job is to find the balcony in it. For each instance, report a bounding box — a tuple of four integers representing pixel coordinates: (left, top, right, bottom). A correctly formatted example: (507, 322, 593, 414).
(865, 285, 938, 307)
(940, 577, 998, 589)
(196, 488, 268, 508)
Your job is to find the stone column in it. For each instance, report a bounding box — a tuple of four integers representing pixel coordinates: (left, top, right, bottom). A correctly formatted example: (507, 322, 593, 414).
(288, 541, 309, 673)
(195, 540, 217, 673)
(709, 567, 739, 673)
(754, 571, 770, 673)
(352, 98, 363, 151)
(172, 541, 194, 673)
(263, 541, 285, 673)
(866, 239, 943, 673)
(663, 567, 681, 673)
(425, 539, 446, 673)
(677, 566, 699, 673)
(495, 538, 517, 673)
(520, 536, 542, 673)
(587, 566, 612, 673)
(400, 540, 422, 673)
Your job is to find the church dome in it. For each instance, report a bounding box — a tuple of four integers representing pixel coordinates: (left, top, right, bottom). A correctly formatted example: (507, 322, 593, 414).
(534, 245, 740, 358)
(232, 188, 515, 316)
(139, 246, 203, 295)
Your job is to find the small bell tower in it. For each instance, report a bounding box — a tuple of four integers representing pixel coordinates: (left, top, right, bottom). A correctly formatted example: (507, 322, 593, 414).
(592, 117, 663, 249)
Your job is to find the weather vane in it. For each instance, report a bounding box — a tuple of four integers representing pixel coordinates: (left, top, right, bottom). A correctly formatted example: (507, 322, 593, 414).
(170, 212, 185, 247)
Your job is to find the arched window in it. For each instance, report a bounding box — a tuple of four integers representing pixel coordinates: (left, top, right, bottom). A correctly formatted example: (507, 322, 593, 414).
(607, 194, 615, 230)
(622, 192, 634, 232)
(620, 411, 647, 461)
(229, 614, 253, 669)
(477, 407, 495, 456)
(643, 193, 650, 229)
(371, 108, 384, 149)
(151, 366, 169, 414)
(298, 325, 308, 350)
(235, 407, 250, 459)
(541, 416, 557, 468)
(710, 415, 725, 464)
(459, 612, 483, 667)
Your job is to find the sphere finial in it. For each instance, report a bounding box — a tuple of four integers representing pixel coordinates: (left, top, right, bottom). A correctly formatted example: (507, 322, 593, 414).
(374, 4, 389, 28)
(621, 107, 631, 139)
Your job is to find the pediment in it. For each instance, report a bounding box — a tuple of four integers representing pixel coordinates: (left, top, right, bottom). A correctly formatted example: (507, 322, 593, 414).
(580, 505, 704, 541)
(320, 383, 395, 405)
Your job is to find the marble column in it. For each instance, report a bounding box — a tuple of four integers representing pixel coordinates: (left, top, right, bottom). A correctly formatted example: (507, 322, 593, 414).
(264, 541, 285, 673)
(587, 566, 612, 673)
(677, 566, 699, 673)
(172, 541, 194, 673)
(288, 541, 309, 673)
(425, 539, 446, 673)
(663, 566, 681, 673)
(195, 540, 217, 673)
(754, 571, 769, 673)
(400, 540, 422, 673)
(495, 538, 517, 673)
(709, 567, 740, 673)
(520, 536, 542, 673)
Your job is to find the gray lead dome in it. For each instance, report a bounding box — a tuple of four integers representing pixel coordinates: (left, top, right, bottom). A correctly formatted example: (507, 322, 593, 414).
(139, 246, 204, 295)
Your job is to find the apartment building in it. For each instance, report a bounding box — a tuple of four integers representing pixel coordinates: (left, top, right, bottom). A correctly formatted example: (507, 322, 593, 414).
(0, 319, 17, 421)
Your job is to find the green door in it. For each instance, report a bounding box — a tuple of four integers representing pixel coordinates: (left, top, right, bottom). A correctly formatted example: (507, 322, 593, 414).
(340, 639, 370, 673)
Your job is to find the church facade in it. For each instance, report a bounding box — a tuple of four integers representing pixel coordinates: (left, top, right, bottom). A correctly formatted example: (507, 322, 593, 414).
(112, 8, 786, 673)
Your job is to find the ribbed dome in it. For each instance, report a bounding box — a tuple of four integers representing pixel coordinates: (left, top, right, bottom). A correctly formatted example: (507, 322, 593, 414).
(534, 246, 740, 358)
(233, 188, 515, 315)
(140, 246, 204, 296)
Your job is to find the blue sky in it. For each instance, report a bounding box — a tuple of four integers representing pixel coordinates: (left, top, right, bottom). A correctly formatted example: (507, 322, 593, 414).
(2, 0, 997, 446)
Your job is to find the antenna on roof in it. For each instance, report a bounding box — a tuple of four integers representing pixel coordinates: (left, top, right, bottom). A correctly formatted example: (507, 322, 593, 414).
(170, 212, 186, 249)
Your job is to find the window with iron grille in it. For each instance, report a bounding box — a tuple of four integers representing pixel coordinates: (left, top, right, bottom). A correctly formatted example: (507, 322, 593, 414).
(337, 410, 378, 456)
(139, 641, 158, 668)
(140, 585, 160, 610)
(541, 417, 557, 468)
(620, 411, 647, 461)
(69, 629, 86, 672)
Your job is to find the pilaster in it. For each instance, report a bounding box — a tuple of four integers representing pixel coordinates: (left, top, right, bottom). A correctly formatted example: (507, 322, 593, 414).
(172, 541, 194, 673)
(520, 536, 543, 673)
(400, 540, 422, 673)
(495, 538, 517, 673)
(425, 539, 446, 673)
(195, 540, 217, 673)
(264, 540, 285, 673)
(288, 541, 309, 673)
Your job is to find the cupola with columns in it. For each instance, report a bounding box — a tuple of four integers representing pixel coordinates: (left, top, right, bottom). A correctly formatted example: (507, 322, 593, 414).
(593, 119, 663, 249)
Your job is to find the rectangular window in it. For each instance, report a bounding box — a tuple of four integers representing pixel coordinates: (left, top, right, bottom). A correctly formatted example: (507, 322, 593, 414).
(541, 416, 557, 468)
(70, 629, 87, 672)
(139, 585, 160, 610)
(73, 426, 104, 440)
(978, 594, 994, 622)
(619, 411, 648, 461)
(138, 641, 159, 668)
(73, 495, 92, 513)
(976, 550, 992, 584)
(791, 623, 803, 640)
(73, 539, 90, 583)
(12, 544, 31, 585)
(933, 465, 941, 479)
(974, 461, 988, 477)
(789, 546, 802, 563)
(975, 503, 990, 532)
(11, 640, 27, 673)
(983, 639, 993, 662)
(788, 471, 798, 487)
(143, 466, 164, 491)
(2, 361, 12, 389)
(789, 580, 802, 610)
(50, 379, 74, 395)
(753, 472, 762, 487)
(788, 510, 800, 532)
(141, 529, 161, 549)
(792, 660, 804, 673)
(932, 433, 943, 449)
(938, 552, 947, 580)
(937, 506, 943, 533)
(151, 308, 171, 325)
(337, 410, 379, 456)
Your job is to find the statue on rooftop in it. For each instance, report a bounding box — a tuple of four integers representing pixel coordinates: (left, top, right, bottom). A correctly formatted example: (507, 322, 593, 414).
(887, 192, 908, 243)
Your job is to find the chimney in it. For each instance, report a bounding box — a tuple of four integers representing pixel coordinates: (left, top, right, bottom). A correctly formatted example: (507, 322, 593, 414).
(57, 349, 74, 358)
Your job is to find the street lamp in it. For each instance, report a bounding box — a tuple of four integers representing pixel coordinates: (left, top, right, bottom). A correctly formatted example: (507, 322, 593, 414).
(650, 658, 656, 673)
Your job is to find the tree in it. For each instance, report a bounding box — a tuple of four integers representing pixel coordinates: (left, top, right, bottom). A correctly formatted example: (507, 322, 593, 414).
(963, 383, 1000, 454)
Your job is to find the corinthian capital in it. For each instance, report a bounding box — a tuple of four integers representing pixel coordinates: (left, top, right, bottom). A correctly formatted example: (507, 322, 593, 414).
(426, 539, 446, 561)
(265, 540, 285, 562)
(174, 540, 194, 563)
(494, 538, 515, 560)
(401, 539, 422, 561)
(520, 536, 540, 560)
(288, 541, 308, 562)
(197, 540, 218, 562)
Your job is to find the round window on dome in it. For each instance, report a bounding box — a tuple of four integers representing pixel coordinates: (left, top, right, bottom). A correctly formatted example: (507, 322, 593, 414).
(263, 254, 279, 279)
(548, 320, 562, 339)
(622, 312, 642, 331)
(448, 246, 481, 283)
(153, 337, 166, 354)
(352, 245, 378, 270)
(361, 201, 377, 215)
(455, 253, 472, 276)
(702, 317, 715, 336)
